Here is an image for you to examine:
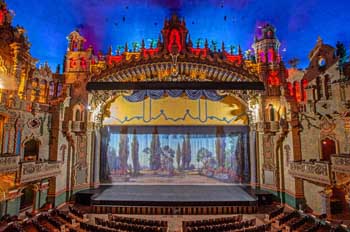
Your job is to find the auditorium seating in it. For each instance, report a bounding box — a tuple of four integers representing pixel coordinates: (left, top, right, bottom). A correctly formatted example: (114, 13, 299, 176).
(95, 216, 168, 232)
(183, 216, 258, 232)
(2, 204, 349, 232)
(275, 210, 299, 227)
(109, 215, 168, 227)
(69, 205, 87, 219)
(264, 206, 284, 221)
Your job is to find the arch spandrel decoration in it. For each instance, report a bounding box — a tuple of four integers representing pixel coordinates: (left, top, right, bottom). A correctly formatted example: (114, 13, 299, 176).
(91, 56, 260, 83)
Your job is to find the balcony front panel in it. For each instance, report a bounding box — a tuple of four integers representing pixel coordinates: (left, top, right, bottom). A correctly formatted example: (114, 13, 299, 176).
(20, 161, 62, 183)
(289, 161, 332, 185)
(0, 155, 20, 173)
(331, 155, 350, 174)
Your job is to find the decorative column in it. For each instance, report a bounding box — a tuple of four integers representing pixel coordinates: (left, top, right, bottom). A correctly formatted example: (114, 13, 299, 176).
(2, 123, 12, 153)
(32, 183, 40, 213)
(9, 42, 22, 82)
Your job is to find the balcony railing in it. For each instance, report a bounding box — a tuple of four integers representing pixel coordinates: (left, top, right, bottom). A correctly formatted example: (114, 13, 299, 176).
(0, 155, 20, 173)
(257, 121, 280, 132)
(289, 160, 332, 185)
(71, 121, 86, 133)
(19, 160, 62, 183)
(331, 154, 350, 174)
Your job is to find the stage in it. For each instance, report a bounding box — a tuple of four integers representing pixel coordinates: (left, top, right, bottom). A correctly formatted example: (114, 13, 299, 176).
(77, 185, 258, 215)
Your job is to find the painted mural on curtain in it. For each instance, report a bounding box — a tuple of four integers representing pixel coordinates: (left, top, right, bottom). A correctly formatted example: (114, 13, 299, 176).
(101, 126, 250, 184)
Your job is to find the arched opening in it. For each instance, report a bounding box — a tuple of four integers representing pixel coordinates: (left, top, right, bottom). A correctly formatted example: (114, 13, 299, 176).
(316, 76, 323, 100)
(57, 82, 63, 97)
(49, 81, 55, 97)
(75, 109, 81, 121)
(268, 104, 275, 121)
(325, 75, 332, 99)
(321, 138, 336, 161)
(23, 139, 40, 161)
(39, 80, 47, 103)
(20, 185, 34, 211)
(30, 78, 39, 101)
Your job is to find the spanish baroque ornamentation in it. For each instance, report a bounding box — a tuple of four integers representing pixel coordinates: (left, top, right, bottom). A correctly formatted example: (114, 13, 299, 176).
(289, 161, 332, 185)
(20, 161, 62, 183)
(27, 118, 41, 129)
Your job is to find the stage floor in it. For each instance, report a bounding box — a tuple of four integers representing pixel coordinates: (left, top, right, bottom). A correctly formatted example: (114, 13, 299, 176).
(90, 185, 256, 206)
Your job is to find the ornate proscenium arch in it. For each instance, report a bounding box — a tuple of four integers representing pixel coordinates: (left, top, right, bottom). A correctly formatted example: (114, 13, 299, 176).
(86, 14, 264, 124)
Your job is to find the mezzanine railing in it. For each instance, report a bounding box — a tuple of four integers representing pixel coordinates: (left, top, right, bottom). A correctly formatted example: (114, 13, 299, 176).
(331, 154, 350, 174)
(0, 155, 20, 173)
(289, 160, 332, 185)
(19, 160, 62, 183)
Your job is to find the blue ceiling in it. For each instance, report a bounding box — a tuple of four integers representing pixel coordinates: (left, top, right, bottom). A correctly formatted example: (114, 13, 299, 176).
(7, 0, 350, 70)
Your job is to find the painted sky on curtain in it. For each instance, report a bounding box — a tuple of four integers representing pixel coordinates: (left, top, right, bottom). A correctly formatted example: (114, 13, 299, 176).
(8, 0, 350, 70)
(102, 126, 250, 184)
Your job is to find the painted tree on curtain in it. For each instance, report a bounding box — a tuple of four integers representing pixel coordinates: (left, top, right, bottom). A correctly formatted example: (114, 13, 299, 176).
(150, 127, 161, 170)
(182, 133, 192, 169)
(228, 133, 243, 182)
(131, 129, 140, 175)
(176, 143, 181, 170)
(118, 126, 129, 171)
(216, 126, 226, 167)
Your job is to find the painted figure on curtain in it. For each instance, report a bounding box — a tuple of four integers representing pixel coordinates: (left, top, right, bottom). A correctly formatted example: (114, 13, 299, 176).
(101, 126, 250, 184)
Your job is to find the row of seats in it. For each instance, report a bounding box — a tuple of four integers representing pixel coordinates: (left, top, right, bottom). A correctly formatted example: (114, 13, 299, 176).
(69, 205, 86, 219)
(109, 214, 167, 227)
(96, 217, 167, 232)
(276, 210, 299, 226)
(264, 206, 284, 221)
(183, 214, 243, 228)
(38, 212, 65, 230)
(184, 218, 256, 232)
(51, 209, 75, 224)
(80, 221, 116, 232)
(234, 223, 271, 232)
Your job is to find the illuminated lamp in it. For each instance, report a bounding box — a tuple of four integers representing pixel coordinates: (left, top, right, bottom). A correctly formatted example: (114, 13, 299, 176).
(225, 53, 242, 65)
(268, 71, 280, 86)
(107, 56, 123, 65)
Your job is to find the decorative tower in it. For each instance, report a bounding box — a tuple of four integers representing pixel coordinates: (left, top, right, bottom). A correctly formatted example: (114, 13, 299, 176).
(64, 30, 92, 84)
(252, 24, 286, 96)
(161, 14, 188, 54)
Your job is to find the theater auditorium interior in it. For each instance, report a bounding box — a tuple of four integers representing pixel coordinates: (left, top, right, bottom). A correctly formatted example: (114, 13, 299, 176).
(0, 0, 350, 231)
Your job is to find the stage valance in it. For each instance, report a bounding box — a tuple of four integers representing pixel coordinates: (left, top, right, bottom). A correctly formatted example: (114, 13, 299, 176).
(124, 90, 224, 102)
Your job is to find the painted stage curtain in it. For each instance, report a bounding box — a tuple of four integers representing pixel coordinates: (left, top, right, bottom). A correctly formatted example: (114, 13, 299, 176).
(100, 126, 250, 184)
(123, 90, 224, 102)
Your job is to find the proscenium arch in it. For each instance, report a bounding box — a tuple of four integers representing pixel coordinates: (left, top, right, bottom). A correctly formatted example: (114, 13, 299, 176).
(91, 58, 260, 83)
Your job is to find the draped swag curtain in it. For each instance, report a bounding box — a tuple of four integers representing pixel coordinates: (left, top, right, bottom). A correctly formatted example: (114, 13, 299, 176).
(124, 90, 224, 102)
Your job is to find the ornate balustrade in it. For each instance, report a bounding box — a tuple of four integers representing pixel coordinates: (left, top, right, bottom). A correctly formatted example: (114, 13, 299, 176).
(19, 160, 62, 183)
(289, 160, 332, 185)
(71, 121, 86, 133)
(331, 154, 350, 174)
(256, 121, 280, 132)
(0, 155, 20, 173)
